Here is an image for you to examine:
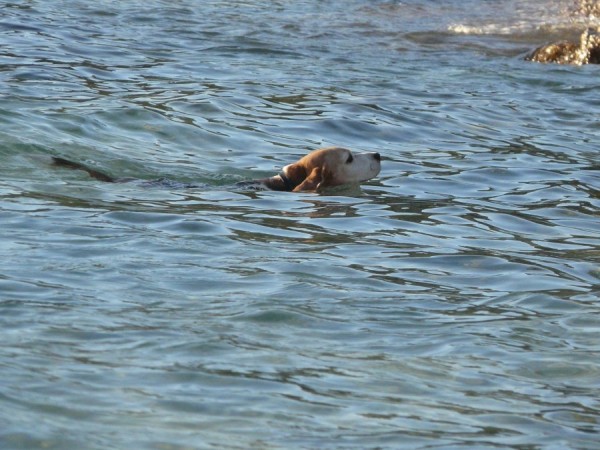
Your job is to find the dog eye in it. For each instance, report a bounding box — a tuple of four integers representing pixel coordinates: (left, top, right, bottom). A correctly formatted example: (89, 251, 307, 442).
(346, 153, 354, 164)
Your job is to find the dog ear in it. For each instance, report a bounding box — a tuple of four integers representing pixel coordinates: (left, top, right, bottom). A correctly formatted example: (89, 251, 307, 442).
(293, 165, 332, 192)
(283, 163, 305, 187)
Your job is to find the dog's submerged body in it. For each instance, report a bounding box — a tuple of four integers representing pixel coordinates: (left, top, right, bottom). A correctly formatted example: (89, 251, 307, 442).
(53, 147, 381, 192)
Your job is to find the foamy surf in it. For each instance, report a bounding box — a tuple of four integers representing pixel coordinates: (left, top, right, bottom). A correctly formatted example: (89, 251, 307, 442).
(449, 22, 541, 35)
(449, 0, 600, 35)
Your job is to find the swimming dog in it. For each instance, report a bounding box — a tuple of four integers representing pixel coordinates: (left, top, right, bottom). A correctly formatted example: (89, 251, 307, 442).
(53, 147, 381, 192)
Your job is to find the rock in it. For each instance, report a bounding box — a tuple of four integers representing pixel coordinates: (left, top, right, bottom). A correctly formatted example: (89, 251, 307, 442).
(526, 27, 600, 65)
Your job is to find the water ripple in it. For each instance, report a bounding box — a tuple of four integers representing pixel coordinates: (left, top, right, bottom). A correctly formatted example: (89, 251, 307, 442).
(1, 0, 600, 449)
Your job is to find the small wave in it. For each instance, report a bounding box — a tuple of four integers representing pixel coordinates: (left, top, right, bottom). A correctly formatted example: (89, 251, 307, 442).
(449, 0, 600, 36)
(449, 0, 600, 37)
(450, 19, 600, 36)
(449, 22, 538, 35)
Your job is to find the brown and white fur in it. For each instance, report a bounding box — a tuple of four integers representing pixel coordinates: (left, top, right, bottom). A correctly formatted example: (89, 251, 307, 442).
(53, 147, 381, 192)
(243, 147, 381, 191)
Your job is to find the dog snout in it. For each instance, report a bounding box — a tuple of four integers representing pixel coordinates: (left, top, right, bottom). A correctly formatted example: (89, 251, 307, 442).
(373, 152, 381, 162)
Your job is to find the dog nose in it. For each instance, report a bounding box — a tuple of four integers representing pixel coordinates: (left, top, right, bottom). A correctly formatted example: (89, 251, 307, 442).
(373, 153, 381, 161)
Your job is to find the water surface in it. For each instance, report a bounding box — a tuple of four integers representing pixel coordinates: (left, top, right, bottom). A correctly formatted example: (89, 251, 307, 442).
(1, 1, 599, 449)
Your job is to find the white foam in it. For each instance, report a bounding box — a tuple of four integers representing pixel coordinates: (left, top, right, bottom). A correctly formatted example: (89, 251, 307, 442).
(448, 0, 600, 36)
(449, 22, 535, 35)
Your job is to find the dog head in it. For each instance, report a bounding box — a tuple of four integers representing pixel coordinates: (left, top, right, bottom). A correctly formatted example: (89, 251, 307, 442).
(280, 147, 381, 192)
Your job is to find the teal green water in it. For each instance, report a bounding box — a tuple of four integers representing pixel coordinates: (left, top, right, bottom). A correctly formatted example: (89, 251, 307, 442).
(1, 1, 599, 449)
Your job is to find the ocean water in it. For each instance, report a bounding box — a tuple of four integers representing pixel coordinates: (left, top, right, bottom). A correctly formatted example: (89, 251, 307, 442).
(1, 1, 599, 449)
